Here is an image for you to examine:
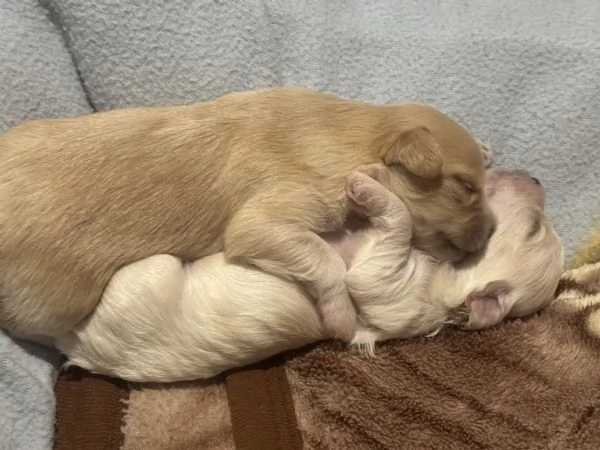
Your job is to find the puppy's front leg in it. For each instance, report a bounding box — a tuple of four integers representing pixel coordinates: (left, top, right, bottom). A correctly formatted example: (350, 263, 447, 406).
(224, 187, 356, 341)
(344, 172, 417, 348)
(346, 171, 413, 254)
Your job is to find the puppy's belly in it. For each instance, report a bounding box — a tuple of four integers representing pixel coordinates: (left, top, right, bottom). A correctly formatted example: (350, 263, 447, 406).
(55, 254, 325, 382)
(320, 215, 370, 267)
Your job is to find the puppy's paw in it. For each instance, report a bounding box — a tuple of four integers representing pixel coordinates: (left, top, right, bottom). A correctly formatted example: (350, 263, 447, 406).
(479, 141, 493, 168)
(320, 299, 357, 342)
(345, 172, 389, 217)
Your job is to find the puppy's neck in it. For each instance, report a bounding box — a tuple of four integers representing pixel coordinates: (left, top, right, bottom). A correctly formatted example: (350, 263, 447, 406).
(427, 262, 468, 316)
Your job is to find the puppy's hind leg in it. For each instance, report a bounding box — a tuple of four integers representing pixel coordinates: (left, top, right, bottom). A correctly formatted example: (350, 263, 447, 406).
(224, 185, 357, 341)
(343, 171, 415, 309)
(344, 172, 422, 351)
(345, 171, 413, 247)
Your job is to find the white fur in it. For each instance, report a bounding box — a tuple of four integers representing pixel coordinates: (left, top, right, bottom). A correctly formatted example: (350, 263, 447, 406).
(55, 170, 564, 382)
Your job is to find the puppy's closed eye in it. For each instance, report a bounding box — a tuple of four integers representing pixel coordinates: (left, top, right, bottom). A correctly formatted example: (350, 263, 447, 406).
(451, 176, 479, 202)
(455, 177, 475, 194)
(527, 213, 543, 240)
(457, 178, 475, 194)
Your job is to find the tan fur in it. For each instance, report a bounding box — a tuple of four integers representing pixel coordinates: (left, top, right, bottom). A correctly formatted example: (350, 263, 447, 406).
(0, 88, 494, 338)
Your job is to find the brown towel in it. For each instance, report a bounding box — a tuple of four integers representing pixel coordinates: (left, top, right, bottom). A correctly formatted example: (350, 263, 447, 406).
(283, 262, 600, 449)
(121, 379, 234, 450)
(54, 371, 235, 450)
(54, 368, 129, 450)
(226, 355, 302, 450)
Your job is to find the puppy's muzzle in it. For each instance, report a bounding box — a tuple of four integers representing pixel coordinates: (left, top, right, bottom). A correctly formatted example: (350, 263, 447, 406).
(450, 209, 497, 255)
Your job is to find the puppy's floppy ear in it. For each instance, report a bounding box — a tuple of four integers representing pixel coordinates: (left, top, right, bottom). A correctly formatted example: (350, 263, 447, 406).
(378, 126, 443, 179)
(466, 280, 515, 330)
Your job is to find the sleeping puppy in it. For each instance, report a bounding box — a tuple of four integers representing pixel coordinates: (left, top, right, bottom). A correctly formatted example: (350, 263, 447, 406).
(0, 88, 495, 341)
(349, 169, 565, 350)
(54, 169, 563, 382)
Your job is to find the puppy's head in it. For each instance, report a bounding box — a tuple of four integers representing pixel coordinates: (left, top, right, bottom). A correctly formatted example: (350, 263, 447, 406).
(370, 103, 495, 262)
(456, 169, 564, 330)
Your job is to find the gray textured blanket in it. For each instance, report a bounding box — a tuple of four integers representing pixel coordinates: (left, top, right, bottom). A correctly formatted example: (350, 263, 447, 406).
(1, 1, 599, 448)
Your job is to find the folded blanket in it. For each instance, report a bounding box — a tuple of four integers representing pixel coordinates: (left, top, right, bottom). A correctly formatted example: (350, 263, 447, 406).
(54, 259, 600, 449)
(0, 1, 92, 447)
(37, 0, 600, 258)
(0, 338, 61, 450)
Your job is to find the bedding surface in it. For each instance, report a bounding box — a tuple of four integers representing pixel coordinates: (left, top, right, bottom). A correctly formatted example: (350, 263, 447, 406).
(37, 0, 600, 259)
(1, 1, 600, 448)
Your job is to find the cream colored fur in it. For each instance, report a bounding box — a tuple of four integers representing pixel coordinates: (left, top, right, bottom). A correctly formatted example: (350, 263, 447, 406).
(55, 169, 563, 382)
(0, 88, 495, 340)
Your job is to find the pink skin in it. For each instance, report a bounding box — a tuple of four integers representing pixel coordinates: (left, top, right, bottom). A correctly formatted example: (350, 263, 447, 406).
(320, 217, 370, 267)
(484, 169, 545, 209)
(320, 173, 387, 267)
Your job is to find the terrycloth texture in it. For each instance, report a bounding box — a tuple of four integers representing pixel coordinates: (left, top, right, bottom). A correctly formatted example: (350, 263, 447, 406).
(283, 262, 600, 449)
(0, 1, 91, 449)
(122, 381, 234, 450)
(37, 0, 600, 258)
(226, 357, 303, 450)
(54, 370, 235, 450)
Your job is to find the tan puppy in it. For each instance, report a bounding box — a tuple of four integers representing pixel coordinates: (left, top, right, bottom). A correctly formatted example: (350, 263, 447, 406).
(54, 169, 563, 382)
(0, 88, 494, 340)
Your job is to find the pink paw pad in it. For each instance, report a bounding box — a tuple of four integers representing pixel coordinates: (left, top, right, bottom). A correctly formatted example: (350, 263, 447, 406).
(345, 172, 388, 217)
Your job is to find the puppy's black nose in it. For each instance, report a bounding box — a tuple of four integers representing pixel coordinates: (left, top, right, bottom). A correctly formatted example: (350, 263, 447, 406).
(531, 176, 541, 186)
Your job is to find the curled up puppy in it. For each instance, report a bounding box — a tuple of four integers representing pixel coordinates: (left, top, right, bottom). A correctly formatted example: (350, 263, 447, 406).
(54, 169, 564, 382)
(0, 88, 495, 341)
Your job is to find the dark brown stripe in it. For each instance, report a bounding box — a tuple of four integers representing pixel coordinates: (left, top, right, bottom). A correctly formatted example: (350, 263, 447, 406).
(556, 275, 599, 298)
(54, 367, 129, 450)
(226, 355, 302, 450)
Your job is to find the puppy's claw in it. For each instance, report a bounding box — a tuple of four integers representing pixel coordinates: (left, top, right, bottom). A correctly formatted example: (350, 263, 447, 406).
(479, 141, 493, 168)
(345, 172, 389, 217)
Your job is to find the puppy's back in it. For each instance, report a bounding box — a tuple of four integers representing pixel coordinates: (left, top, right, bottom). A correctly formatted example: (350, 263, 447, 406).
(0, 104, 232, 335)
(0, 88, 388, 337)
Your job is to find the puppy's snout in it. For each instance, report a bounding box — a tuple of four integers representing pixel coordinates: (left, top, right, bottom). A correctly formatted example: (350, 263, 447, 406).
(485, 169, 546, 209)
(448, 209, 496, 256)
(476, 213, 496, 250)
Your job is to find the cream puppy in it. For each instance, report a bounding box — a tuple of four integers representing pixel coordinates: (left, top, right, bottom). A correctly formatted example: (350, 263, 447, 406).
(55, 169, 563, 382)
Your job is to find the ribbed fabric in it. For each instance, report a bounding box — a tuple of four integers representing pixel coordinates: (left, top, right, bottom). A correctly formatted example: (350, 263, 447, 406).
(226, 356, 302, 450)
(54, 368, 128, 450)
